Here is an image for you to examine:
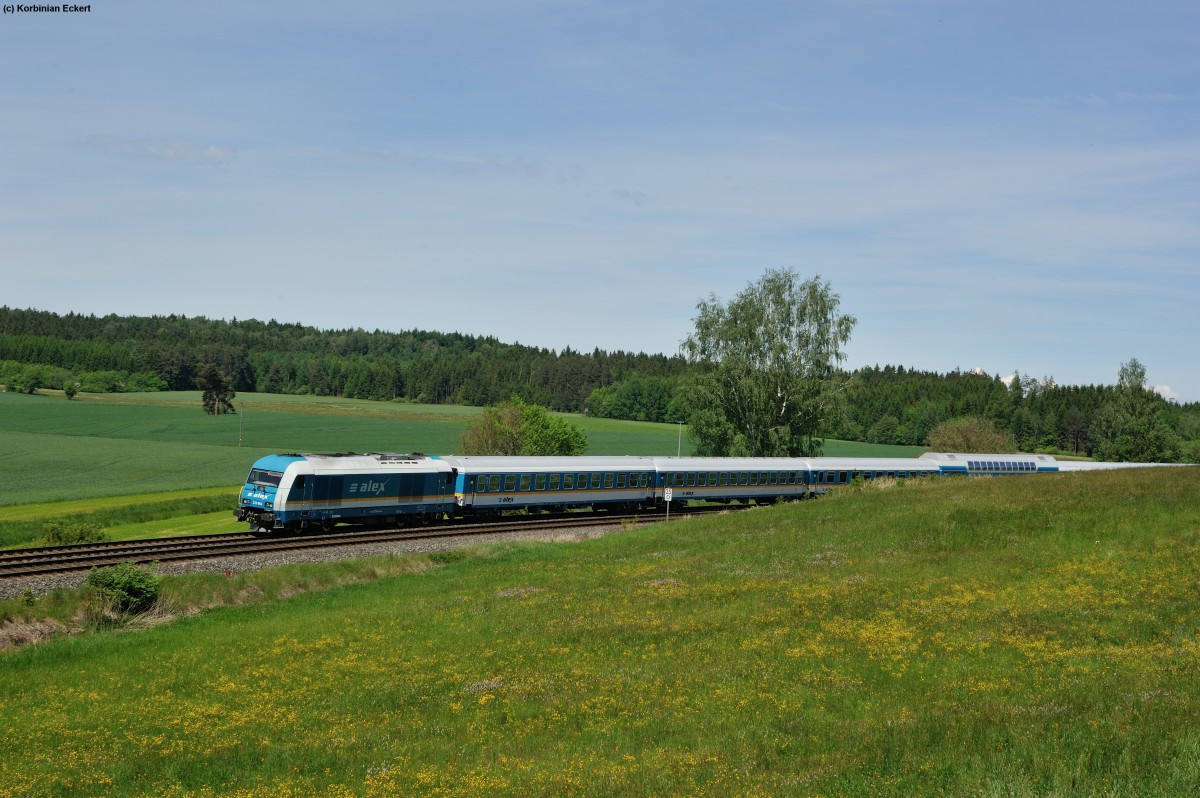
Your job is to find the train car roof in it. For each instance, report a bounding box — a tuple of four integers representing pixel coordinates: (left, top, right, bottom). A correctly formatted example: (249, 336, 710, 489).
(919, 452, 1058, 464)
(439, 456, 655, 471)
(807, 457, 937, 471)
(649, 457, 813, 470)
(1054, 460, 1190, 471)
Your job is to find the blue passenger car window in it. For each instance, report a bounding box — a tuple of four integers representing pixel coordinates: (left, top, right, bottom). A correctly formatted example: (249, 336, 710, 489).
(550, 474, 561, 490)
(604, 474, 615, 489)
(617, 473, 627, 488)
(489, 475, 502, 492)
(535, 474, 546, 490)
(503, 475, 516, 491)
(563, 474, 575, 490)
(520, 475, 531, 491)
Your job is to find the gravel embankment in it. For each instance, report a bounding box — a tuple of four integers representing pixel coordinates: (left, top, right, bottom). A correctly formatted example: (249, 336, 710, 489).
(0, 520, 630, 601)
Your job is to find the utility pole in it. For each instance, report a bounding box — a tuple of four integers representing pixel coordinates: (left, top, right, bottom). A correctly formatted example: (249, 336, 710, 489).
(676, 421, 684, 457)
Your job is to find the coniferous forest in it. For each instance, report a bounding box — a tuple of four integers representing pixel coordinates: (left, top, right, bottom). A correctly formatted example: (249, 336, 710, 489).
(1, 307, 1196, 462)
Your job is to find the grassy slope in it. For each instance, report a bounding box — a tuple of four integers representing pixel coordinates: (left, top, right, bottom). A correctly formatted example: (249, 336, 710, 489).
(3, 467, 1199, 796)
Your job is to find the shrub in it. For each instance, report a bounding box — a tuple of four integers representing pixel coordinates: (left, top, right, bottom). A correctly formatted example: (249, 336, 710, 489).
(42, 521, 108, 545)
(927, 416, 1018, 453)
(83, 562, 161, 614)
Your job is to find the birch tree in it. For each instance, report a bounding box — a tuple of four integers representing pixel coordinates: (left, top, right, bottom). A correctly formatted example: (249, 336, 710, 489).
(681, 270, 856, 457)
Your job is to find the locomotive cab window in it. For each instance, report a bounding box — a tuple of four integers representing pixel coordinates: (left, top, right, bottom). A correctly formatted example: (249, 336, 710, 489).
(249, 469, 284, 487)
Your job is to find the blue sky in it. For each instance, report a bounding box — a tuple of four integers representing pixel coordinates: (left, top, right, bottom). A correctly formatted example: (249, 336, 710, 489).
(2, 1, 1197, 400)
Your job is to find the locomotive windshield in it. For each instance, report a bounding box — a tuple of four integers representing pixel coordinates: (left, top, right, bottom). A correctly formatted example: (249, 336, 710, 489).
(247, 469, 283, 487)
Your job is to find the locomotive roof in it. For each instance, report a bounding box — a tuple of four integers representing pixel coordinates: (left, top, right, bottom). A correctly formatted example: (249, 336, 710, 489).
(283, 452, 451, 472)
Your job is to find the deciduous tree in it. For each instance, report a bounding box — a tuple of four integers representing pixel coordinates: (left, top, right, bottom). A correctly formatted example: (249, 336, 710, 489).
(1090, 358, 1181, 462)
(681, 270, 856, 456)
(460, 397, 587, 456)
(927, 416, 1017, 453)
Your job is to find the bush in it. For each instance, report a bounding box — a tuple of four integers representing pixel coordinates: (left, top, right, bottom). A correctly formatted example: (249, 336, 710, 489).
(42, 521, 108, 545)
(83, 562, 161, 614)
(927, 416, 1018, 453)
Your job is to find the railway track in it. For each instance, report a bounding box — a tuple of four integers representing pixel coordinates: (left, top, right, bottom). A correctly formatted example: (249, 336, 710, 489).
(0, 506, 737, 580)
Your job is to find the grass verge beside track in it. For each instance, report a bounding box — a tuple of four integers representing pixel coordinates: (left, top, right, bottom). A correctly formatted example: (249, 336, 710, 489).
(2, 467, 1199, 795)
(0, 488, 240, 549)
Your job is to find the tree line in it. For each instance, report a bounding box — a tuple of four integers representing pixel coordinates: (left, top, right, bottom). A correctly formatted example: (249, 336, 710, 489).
(1, 304, 1196, 462)
(0, 307, 685, 411)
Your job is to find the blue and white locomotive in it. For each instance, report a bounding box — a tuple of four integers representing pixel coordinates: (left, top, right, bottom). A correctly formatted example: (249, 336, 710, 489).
(235, 453, 455, 533)
(232, 449, 1153, 534)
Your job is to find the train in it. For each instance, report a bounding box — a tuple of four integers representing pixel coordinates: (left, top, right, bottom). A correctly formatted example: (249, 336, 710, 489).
(233, 450, 1173, 534)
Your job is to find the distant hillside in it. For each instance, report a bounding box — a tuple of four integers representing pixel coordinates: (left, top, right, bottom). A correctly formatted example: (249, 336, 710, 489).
(1, 307, 1196, 461)
(0, 306, 687, 411)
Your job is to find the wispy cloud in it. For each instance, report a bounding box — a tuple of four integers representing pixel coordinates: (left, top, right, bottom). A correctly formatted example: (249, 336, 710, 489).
(1154, 385, 1181, 401)
(76, 135, 236, 166)
(1018, 91, 1193, 107)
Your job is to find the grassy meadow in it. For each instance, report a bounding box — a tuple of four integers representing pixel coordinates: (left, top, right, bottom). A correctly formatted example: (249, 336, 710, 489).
(3, 467, 1200, 796)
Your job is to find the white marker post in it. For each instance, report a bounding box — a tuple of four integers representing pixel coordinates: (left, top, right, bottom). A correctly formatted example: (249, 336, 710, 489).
(664, 487, 672, 523)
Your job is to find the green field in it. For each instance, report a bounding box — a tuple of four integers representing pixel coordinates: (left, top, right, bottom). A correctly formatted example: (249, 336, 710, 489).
(2, 467, 1199, 795)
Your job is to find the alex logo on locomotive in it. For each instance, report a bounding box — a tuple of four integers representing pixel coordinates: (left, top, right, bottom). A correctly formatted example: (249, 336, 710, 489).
(348, 480, 391, 497)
